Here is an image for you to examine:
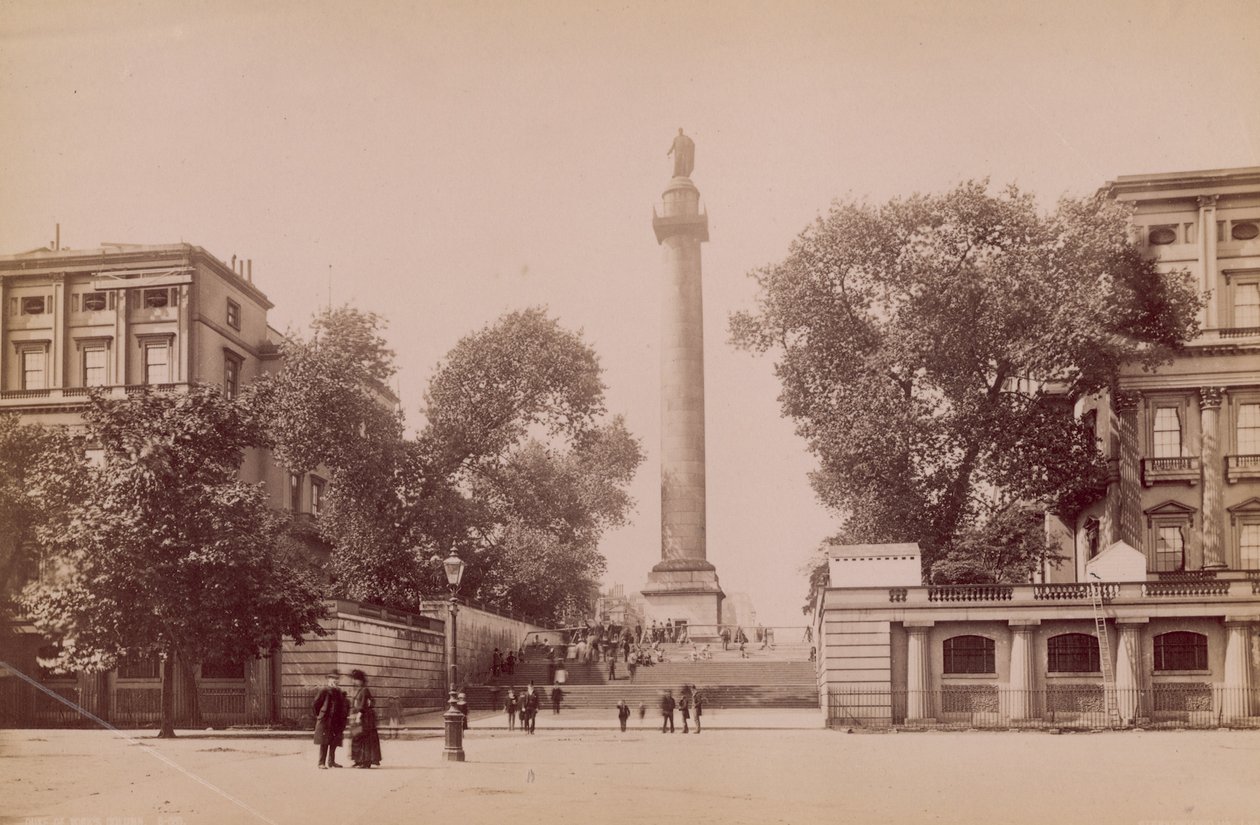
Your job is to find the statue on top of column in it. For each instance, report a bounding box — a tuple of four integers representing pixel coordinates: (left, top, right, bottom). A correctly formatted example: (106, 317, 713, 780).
(667, 128, 695, 178)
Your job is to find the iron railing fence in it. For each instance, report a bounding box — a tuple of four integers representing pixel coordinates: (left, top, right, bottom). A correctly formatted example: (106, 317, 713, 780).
(0, 683, 442, 730)
(826, 685, 1260, 730)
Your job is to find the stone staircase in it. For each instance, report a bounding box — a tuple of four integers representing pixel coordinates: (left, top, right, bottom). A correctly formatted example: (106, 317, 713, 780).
(467, 655, 818, 712)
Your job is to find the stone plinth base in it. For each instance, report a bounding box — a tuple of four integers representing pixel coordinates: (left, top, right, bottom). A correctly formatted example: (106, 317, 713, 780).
(641, 563, 724, 631)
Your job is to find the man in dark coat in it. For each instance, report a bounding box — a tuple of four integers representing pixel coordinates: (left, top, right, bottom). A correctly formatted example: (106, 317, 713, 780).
(692, 688, 704, 734)
(523, 682, 541, 734)
(551, 685, 563, 714)
(313, 671, 349, 768)
(660, 690, 675, 733)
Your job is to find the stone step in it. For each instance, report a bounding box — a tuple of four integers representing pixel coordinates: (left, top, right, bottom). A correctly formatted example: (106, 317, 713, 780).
(466, 684, 819, 712)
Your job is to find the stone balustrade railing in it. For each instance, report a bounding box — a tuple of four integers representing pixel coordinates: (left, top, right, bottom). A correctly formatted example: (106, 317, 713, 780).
(829, 575, 1259, 610)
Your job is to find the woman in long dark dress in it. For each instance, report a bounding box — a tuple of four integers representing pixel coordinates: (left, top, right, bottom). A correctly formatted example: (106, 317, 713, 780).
(348, 669, 382, 768)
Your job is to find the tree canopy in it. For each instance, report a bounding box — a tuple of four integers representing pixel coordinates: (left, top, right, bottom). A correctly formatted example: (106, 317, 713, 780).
(21, 387, 327, 736)
(255, 305, 643, 622)
(730, 181, 1201, 583)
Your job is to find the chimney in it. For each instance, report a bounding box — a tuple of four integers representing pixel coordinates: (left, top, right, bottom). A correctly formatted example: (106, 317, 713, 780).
(55, 223, 60, 251)
(247, 259, 253, 282)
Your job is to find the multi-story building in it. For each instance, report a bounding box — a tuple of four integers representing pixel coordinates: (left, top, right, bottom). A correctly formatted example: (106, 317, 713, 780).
(814, 168, 1260, 729)
(0, 242, 341, 725)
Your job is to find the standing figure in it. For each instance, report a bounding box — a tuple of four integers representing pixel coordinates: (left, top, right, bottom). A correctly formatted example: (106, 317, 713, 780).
(491, 647, 502, 677)
(551, 685, 563, 714)
(607, 654, 617, 681)
(679, 691, 691, 734)
(312, 671, 348, 769)
(523, 682, 540, 733)
(505, 688, 518, 731)
(667, 128, 696, 177)
(504, 650, 516, 676)
(617, 700, 631, 732)
(660, 690, 676, 733)
(638, 701, 647, 727)
(348, 669, 382, 768)
(721, 626, 731, 651)
(692, 688, 704, 734)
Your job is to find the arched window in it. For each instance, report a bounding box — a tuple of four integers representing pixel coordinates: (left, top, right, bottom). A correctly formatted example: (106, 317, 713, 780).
(943, 635, 995, 674)
(1154, 631, 1208, 671)
(1047, 633, 1100, 673)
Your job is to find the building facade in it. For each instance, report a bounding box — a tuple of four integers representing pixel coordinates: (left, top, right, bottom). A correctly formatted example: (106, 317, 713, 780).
(0, 242, 338, 725)
(815, 168, 1260, 729)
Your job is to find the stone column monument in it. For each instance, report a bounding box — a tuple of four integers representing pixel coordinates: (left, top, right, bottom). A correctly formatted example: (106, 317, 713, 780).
(642, 129, 724, 634)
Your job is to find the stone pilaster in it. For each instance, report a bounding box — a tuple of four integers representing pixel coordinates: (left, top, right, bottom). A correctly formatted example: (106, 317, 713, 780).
(1007, 621, 1038, 721)
(1199, 195, 1219, 329)
(1200, 387, 1227, 569)
(1221, 620, 1255, 720)
(1113, 619, 1145, 725)
(905, 622, 934, 721)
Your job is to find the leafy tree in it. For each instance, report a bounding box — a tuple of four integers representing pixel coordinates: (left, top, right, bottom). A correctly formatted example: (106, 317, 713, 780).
(731, 181, 1201, 583)
(22, 387, 327, 737)
(0, 416, 86, 621)
(256, 306, 643, 622)
(415, 309, 642, 620)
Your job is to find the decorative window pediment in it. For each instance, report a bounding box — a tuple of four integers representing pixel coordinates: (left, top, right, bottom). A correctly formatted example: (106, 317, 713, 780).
(1144, 500, 1197, 524)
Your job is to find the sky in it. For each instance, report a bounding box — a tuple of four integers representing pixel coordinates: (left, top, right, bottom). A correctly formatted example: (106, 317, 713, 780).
(2, 0, 1258, 626)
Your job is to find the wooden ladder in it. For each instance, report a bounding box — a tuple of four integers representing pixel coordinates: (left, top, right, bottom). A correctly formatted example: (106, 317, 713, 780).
(1090, 575, 1122, 728)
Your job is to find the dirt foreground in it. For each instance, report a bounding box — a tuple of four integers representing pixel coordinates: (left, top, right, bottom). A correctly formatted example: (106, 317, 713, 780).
(2, 726, 1259, 825)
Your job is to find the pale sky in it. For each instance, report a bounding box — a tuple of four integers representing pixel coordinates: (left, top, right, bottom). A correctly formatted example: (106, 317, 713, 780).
(3, 0, 1258, 626)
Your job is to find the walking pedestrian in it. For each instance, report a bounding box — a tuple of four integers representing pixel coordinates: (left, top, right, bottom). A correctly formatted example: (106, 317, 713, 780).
(638, 701, 646, 727)
(617, 700, 630, 732)
(607, 655, 617, 681)
(802, 625, 813, 643)
(505, 688, 518, 731)
(660, 690, 675, 733)
(312, 671, 348, 769)
(523, 682, 540, 733)
(628, 656, 638, 683)
(491, 647, 502, 677)
(504, 651, 516, 675)
(551, 685, 563, 714)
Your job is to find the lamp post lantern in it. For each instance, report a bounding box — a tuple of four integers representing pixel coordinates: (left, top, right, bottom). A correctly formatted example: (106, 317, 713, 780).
(442, 549, 467, 762)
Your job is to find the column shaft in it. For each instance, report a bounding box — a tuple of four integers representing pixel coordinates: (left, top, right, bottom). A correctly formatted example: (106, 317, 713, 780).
(1200, 388, 1226, 568)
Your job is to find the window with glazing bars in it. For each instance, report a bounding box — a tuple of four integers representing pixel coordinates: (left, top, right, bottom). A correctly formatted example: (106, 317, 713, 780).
(1241, 523, 1260, 570)
(942, 635, 995, 674)
(1153, 631, 1207, 671)
(1236, 283, 1260, 327)
(1047, 633, 1100, 673)
(1154, 525, 1185, 572)
(1238, 403, 1260, 455)
(1152, 407, 1182, 457)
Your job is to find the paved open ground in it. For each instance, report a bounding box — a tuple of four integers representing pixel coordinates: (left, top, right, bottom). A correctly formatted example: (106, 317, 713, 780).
(2, 718, 1259, 825)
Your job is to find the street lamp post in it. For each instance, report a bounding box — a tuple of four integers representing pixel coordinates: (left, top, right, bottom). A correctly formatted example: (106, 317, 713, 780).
(442, 549, 466, 762)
